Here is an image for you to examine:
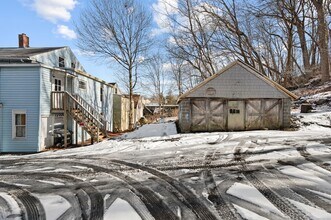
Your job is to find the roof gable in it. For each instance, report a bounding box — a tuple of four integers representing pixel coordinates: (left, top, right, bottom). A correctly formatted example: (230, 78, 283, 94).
(178, 61, 298, 101)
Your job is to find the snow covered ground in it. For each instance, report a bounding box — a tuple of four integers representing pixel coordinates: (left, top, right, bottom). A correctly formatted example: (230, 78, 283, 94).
(0, 111, 330, 219)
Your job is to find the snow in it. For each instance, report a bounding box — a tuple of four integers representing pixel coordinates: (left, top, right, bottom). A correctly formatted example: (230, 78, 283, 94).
(120, 122, 177, 139)
(104, 198, 142, 220)
(226, 182, 284, 216)
(233, 204, 269, 220)
(0, 110, 330, 219)
(296, 112, 331, 131)
(0, 192, 21, 218)
(37, 180, 65, 186)
(307, 189, 331, 200)
(32, 194, 71, 220)
(278, 166, 330, 187)
(287, 198, 331, 219)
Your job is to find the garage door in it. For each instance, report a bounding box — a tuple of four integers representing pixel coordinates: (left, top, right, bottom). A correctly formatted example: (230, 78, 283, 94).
(246, 99, 281, 130)
(246, 100, 263, 130)
(264, 99, 281, 129)
(191, 99, 225, 132)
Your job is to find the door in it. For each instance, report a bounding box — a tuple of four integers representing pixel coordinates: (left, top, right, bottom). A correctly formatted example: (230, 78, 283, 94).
(191, 99, 207, 131)
(264, 99, 281, 129)
(246, 100, 263, 130)
(52, 77, 63, 91)
(208, 100, 225, 131)
(227, 100, 245, 130)
(52, 75, 64, 110)
(191, 99, 225, 132)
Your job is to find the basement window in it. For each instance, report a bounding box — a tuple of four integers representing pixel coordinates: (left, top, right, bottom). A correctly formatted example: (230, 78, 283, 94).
(59, 57, 65, 67)
(12, 110, 26, 139)
(79, 80, 87, 89)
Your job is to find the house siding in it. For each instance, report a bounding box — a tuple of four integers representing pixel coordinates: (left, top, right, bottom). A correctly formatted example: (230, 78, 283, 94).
(187, 65, 288, 99)
(70, 74, 113, 144)
(40, 67, 52, 115)
(0, 66, 40, 152)
(32, 47, 85, 72)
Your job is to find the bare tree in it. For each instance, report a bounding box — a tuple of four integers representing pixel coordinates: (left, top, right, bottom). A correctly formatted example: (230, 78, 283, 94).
(75, 0, 152, 129)
(166, 0, 221, 81)
(311, 0, 330, 82)
(141, 55, 168, 116)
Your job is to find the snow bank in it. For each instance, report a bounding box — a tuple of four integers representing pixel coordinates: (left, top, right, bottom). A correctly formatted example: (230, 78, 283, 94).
(120, 122, 177, 139)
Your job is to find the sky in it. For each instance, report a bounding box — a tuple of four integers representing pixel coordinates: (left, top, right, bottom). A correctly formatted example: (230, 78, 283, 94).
(0, 0, 168, 88)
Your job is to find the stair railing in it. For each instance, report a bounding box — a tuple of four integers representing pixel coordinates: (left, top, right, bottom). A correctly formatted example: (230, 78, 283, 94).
(51, 91, 108, 138)
(73, 93, 108, 133)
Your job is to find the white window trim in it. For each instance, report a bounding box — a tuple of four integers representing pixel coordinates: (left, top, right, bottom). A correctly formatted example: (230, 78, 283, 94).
(12, 110, 27, 139)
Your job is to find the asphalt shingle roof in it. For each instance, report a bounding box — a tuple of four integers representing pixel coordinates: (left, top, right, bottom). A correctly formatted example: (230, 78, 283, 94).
(0, 47, 64, 59)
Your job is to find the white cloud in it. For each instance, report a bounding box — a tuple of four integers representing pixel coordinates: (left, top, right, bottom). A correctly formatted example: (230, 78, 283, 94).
(152, 0, 178, 35)
(56, 25, 77, 39)
(22, 0, 77, 23)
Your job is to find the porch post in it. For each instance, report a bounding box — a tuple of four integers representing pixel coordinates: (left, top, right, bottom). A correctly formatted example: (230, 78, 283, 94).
(64, 93, 68, 148)
(75, 121, 78, 145)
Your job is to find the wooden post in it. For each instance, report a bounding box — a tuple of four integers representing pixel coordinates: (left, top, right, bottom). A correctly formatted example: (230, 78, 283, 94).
(97, 126, 99, 142)
(82, 129, 84, 146)
(75, 121, 78, 145)
(64, 93, 68, 148)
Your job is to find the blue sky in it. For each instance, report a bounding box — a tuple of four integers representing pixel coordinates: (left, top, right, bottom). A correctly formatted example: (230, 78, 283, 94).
(0, 0, 160, 85)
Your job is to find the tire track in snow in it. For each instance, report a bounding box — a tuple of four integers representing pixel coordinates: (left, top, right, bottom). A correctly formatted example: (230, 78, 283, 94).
(110, 159, 218, 220)
(0, 181, 46, 220)
(265, 165, 331, 213)
(0, 172, 103, 220)
(233, 141, 310, 220)
(217, 178, 284, 220)
(60, 161, 178, 220)
(202, 149, 241, 219)
(297, 145, 331, 173)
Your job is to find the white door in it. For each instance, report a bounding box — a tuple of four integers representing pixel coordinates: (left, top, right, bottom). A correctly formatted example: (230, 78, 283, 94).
(227, 100, 245, 130)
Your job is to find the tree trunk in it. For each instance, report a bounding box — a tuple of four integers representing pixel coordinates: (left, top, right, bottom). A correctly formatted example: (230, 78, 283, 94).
(129, 67, 134, 129)
(284, 26, 294, 87)
(312, 0, 330, 82)
(296, 20, 311, 74)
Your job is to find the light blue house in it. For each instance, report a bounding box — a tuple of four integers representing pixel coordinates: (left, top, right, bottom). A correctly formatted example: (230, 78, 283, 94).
(0, 34, 114, 152)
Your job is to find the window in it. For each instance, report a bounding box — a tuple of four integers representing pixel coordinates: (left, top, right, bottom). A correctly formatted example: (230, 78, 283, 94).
(54, 79, 62, 91)
(59, 57, 65, 68)
(71, 62, 76, 69)
(79, 80, 86, 89)
(229, 109, 240, 114)
(12, 110, 26, 138)
(100, 87, 103, 102)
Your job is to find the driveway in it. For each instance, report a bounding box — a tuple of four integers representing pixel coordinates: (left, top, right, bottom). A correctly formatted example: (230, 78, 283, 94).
(0, 129, 330, 219)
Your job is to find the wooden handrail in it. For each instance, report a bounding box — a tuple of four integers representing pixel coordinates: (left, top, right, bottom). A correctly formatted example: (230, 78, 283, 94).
(51, 91, 108, 137)
(73, 93, 107, 122)
(66, 92, 103, 126)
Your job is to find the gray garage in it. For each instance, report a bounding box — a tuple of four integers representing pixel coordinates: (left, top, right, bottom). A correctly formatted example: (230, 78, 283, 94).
(178, 61, 298, 132)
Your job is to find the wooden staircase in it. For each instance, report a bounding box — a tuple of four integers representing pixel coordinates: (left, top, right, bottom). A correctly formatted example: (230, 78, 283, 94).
(51, 91, 108, 145)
